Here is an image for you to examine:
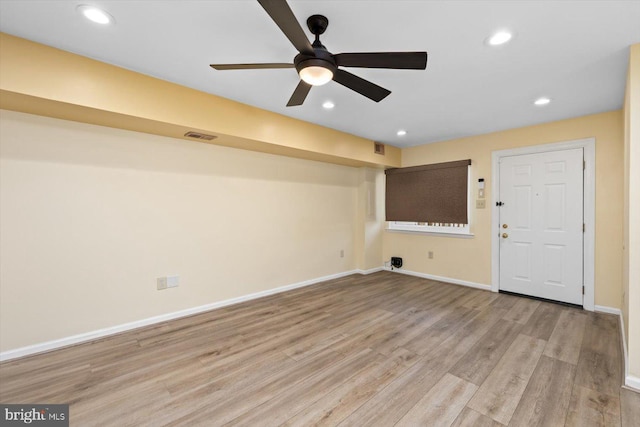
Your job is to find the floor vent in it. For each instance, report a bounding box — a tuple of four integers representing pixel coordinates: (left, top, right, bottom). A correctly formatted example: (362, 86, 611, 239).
(184, 131, 217, 141)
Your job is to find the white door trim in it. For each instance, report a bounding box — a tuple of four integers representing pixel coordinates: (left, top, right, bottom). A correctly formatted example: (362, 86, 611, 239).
(491, 138, 595, 311)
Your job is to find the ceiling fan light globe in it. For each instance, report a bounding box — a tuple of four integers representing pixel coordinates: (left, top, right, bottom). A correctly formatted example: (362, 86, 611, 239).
(299, 66, 333, 86)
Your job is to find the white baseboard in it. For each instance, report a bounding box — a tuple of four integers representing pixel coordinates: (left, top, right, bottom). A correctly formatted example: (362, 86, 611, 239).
(356, 267, 384, 275)
(594, 305, 640, 392)
(625, 375, 640, 391)
(0, 269, 359, 362)
(594, 305, 622, 315)
(383, 267, 491, 291)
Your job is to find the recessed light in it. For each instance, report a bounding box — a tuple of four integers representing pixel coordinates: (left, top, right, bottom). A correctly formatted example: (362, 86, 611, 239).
(534, 97, 551, 106)
(397, 130, 407, 136)
(322, 101, 335, 109)
(486, 30, 513, 46)
(77, 5, 114, 25)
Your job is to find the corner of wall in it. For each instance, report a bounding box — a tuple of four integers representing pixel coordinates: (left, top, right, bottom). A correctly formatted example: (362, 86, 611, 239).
(621, 42, 640, 383)
(354, 167, 385, 271)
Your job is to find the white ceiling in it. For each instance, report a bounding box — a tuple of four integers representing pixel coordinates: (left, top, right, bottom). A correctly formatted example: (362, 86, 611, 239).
(1, 1, 639, 148)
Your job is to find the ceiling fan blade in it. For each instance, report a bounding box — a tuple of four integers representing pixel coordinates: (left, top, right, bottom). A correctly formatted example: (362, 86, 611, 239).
(332, 69, 391, 102)
(210, 63, 294, 70)
(286, 80, 312, 106)
(334, 52, 428, 69)
(257, 0, 314, 55)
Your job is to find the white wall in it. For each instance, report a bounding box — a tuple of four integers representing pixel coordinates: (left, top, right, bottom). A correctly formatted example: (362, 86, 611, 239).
(0, 110, 359, 352)
(623, 43, 640, 386)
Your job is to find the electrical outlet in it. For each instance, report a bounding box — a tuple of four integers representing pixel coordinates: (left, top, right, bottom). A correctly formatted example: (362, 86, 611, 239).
(428, 251, 434, 259)
(167, 275, 179, 288)
(476, 199, 486, 209)
(340, 249, 344, 258)
(157, 276, 179, 290)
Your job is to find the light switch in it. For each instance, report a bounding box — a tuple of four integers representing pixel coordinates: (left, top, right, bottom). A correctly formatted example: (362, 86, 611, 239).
(157, 275, 179, 290)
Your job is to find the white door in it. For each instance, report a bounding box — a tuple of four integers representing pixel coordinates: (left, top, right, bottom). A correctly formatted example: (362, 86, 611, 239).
(498, 148, 584, 305)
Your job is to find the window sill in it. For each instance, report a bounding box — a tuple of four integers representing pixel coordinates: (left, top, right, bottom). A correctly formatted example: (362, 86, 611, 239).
(385, 227, 475, 238)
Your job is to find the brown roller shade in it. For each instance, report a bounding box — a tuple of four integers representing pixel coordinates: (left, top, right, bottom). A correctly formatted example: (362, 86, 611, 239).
(385, 159, 471, 224)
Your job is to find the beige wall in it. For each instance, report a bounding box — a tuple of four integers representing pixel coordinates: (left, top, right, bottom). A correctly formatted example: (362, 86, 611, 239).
(384, 111, 624, 308)
(0, 33, 400, 169)
(0, 110, 360, 352)
(0, 105, 627, 356)
(623, 43, 640, 381)
(354, 168, 386, 272)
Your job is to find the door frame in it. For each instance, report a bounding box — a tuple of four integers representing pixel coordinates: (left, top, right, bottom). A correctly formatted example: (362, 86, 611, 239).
(491, 138, 595, 311)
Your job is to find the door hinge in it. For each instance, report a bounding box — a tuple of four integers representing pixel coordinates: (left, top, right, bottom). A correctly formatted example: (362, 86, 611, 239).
(583, 160, 586, 170)
(582, 285, 585, 295)
(583, 223, 586, 232)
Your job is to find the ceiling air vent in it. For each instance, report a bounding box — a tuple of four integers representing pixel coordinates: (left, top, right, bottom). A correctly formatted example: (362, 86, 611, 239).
(374, 142, 385, 155)
(184, 131, 217, 141)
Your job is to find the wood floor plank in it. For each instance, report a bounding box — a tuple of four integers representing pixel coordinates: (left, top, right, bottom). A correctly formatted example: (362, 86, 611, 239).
(163, 347, 295, 399)
(452, 407, 504, 427)
(502, 297, 541, 324)
(0, 272, 626, 426)
(449, 319, 522, 386)
(70, 377, 172, 426)
(424, 305, 513, 369)
(543, 308, 588, 365)
(0, 337, 139, 384)
(459, 287, 505, 309)
(282, 348, 417, 427)
(370, 286, 479, 358)
(165, 349, 348, 426)
(467, 333, 547, 425)
(282, 308, 391, 359)
(225, 348, 379, 426)
(194, 309, 335, 366)
(395, 373, 478, 426)
(401, 306, 479, 355)
(565, 385, 621, 427)
(574, 312, 623, 396)
(620, 387, 640, 427)
(0, 361, 92, 403)
(366, 306, 451, 356)
(519, 301, 563, 340)
(336, 356, 448, 426)
(509, 355, 576, 427)
(339, 305, 511, 426)
(462, 289, 500, 310)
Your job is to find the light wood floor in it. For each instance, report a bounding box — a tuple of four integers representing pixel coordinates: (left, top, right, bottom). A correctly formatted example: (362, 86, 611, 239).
(1, 272, 638, 426)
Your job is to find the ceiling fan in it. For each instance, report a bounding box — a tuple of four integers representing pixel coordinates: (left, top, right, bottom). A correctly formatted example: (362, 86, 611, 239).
(210, 0, 428, 107)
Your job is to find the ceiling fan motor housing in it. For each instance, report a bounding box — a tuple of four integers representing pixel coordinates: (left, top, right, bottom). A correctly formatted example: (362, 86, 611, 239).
(294, 47, 337, 76)
(294, 14, 336, 77)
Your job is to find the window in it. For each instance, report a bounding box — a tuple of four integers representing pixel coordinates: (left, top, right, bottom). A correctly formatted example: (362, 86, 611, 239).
(385, 160, 472, 236)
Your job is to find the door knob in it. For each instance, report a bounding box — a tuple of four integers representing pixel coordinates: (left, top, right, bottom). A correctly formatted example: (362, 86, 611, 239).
(502, 233, 509, 238)
(502, 224, 508, 229)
